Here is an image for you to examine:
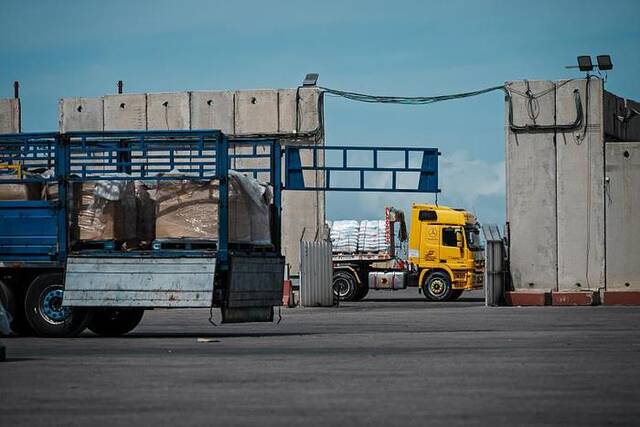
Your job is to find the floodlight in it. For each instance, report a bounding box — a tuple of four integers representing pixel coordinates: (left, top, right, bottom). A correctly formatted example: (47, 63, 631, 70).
(302, 73, 319, 87)
(596, 55, 613, 71)
(577, 56, 594, 72)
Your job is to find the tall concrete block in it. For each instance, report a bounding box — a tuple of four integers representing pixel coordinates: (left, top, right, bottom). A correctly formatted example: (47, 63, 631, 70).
(603, 90, 640, 142)
(190, 91, 235, 134)
(0, 98, 20, 133)
(104, 94, 147, 130)
(605, 142, 640, 290)
(147, 92, 190, 130)
(278, 89, 297, 133)
(505, 81, 557, 290)
(280, 88, 325, 275)
(234, 90, 279, 134)
(58, 97, 104, 132)
(556, 78, 605, 290)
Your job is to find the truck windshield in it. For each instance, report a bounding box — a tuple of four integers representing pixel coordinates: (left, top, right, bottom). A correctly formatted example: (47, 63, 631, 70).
(465, 226, 482, 251)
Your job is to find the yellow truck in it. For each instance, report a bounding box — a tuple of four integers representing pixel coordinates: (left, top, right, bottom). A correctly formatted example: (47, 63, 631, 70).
(331, 204, 484, 301)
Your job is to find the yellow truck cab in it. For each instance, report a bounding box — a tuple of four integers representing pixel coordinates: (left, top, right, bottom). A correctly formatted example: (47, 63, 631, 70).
(408, 204, 484, 301)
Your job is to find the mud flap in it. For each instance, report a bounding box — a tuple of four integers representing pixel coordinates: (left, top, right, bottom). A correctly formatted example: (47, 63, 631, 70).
(221, 306, 274, 323)
(222, 255, 284, 323)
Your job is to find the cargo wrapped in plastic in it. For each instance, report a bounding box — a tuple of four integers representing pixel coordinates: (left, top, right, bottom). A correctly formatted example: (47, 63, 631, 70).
(152, 174, 219, 240)
(151, 170, 273, 245)
(0, 172, 42, 201)
(329, 220, 360, 253)
(358, 220, 389, 253)
(71, 177, 137, 241)
(134, 181, 156, 243)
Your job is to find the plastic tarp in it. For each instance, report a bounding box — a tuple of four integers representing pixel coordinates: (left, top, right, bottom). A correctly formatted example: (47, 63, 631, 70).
(151, 169, 273, 245)
(73, 175, 137, 241)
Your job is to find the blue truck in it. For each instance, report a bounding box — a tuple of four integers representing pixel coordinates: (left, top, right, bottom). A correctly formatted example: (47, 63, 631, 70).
(0, 129, 439, 337)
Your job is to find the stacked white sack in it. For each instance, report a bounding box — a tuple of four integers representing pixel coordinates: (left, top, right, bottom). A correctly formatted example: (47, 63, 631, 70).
(330, 220, 360, 253)
(358, 220, 388, 253)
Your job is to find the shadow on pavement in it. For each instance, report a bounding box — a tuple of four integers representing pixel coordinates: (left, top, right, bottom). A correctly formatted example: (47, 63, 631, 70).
(80, 331, 317, 339)
(362, 297, 485, 303)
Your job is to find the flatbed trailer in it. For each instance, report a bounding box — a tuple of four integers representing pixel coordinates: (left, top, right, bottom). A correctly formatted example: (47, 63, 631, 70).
(331, 204, 484, 302)
(0, 131, 440, 336)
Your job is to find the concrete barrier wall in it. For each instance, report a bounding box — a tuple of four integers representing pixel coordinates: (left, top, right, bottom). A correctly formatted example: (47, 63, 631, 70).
(147, 92, 190, 130)
(0, 98, 20, 133)
(190, 91, 234, 134)
(104, 94, 147, 130)
(605, 142, 640, 290)
(505, 80, 558, 290)
(60, 87, 325, 275)
(604, 91, 640, 142)
(556, 79, 605, 291)
(506, 78, 640, 293)
(59, 98, 103, 132)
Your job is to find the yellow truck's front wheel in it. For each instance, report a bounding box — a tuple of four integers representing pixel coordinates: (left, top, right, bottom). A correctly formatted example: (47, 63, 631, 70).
(423, 271, 455, 302)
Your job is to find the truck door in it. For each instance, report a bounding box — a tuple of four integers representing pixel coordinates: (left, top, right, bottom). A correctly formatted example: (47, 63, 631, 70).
(440, 226, 465, 264)
(419, 222, 440, 263)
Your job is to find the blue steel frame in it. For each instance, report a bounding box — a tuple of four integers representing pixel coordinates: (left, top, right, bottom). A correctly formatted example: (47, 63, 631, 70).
(1, 131, 440, 269)
(284, 145, 440, 193)
(0, 132, 67, 265)
(0, 130, 286, 269)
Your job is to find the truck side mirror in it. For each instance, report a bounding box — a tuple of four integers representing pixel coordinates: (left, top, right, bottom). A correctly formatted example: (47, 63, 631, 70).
(456, 231, 464, 248)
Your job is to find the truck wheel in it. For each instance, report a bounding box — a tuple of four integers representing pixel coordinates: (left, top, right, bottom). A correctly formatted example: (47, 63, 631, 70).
(353, 284, 369, 301)
(0, 279, 33, 336)
(423, 272, 453, 302)
(333, 271, 358, 301)
(24, 273, 90, 337)
(0, 280, 15, 335)
(449, 289, 464, 301)
(88, 309, 144, 336)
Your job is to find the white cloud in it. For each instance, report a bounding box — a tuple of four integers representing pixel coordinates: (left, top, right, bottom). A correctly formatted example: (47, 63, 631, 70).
(439, 150, 505, 206)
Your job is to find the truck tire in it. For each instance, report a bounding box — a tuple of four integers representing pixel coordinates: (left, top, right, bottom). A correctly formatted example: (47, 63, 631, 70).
(0, 280, 15, 335)
(24, 273, 91, 337)
(353, 284, 369, 301)
(0, 279, 33, 336)
(333, 270, 358, 301)
(88, 309, 144, 336)
(449, 289, 464, 301)
(423, 271, 454, 302)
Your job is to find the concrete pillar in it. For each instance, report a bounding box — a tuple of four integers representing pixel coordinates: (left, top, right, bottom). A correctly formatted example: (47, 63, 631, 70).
(556, 78, 605, 291)
(605, 142, 640, 290)
(0, 98, 20, 133)
(147, 92, 190, 130)
(104, 94, 147, 130)
(58, 97, 104, 132)
(281, 87, 325, 276)
(505, 80, 557, 290)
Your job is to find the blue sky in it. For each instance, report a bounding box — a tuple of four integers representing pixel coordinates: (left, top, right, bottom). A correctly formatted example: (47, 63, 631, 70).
(2, 0, 639, 225)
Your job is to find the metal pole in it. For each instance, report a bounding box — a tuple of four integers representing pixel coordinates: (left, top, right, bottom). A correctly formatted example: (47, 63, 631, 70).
(13, 81, 19, 99)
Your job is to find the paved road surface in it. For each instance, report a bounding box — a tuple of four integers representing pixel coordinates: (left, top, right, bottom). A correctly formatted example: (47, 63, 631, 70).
(2, 290, 639, 426)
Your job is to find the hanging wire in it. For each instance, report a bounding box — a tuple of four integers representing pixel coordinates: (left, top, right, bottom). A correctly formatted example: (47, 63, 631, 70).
(319, 84, 505, 105)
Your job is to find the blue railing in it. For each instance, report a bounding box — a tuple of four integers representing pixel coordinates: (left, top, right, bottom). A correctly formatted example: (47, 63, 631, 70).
(284, 145, 440, 193)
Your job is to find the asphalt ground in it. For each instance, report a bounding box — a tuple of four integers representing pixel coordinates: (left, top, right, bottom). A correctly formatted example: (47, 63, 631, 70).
(1, 289, 639, 426)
